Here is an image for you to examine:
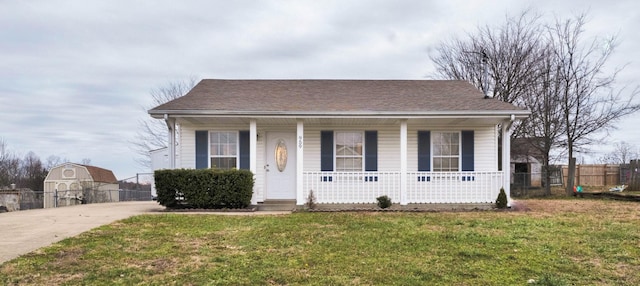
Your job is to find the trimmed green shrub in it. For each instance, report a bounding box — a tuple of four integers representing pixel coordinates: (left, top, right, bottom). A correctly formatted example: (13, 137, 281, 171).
(496, 187, 508, 209)
(376, 195, 392, 209)
(155, 168, 254, 209)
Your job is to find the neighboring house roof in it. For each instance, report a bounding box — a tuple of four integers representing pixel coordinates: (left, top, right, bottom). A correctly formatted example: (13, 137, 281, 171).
(511, 137, 546, 163)
(149, 79, 530, 118)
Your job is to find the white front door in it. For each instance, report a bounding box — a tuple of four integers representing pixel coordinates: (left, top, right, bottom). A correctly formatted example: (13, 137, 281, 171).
(265, 132, 297, 200)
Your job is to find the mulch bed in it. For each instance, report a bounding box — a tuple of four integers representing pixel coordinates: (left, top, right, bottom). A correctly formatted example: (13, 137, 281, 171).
(161, 206, 257, 212)
(579, 192, 640, 201)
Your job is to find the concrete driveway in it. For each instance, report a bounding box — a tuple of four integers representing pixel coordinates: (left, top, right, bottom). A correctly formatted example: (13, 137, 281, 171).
(0, 201, 164, 264)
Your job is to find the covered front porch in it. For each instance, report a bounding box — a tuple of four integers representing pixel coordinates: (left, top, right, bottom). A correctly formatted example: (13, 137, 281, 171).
(164, 116, 516, 206)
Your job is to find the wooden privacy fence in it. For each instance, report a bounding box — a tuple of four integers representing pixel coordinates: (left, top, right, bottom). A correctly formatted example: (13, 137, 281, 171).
(561, 164, 620, 187)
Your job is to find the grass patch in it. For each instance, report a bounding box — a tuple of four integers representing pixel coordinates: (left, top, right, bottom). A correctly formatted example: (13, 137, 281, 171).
(2, 199, 640, 285)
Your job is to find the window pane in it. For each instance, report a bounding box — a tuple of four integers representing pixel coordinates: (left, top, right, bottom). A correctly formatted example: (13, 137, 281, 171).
(211, 157, 236, 169)
(336, 144, 348, 156)
(336, 158, 362, 172)
(335, 132, 363, 171)
(210, 132, 238, 169)
(432, 132, 460, 172)
(433, 158, 443, 171)
(451, 159, 459, 170)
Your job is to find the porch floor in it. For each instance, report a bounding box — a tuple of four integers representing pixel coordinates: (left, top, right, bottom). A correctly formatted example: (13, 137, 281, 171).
(257, 200, 297, 211)
(301, 203, 496, 212)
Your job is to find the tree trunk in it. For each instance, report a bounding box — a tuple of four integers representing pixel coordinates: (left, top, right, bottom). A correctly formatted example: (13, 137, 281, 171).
(543, 164, 552, 196)
(566, 157, 576, 195)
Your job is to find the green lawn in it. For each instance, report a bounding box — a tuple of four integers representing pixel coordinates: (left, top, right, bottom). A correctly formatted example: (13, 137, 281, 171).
(2, 199, 639, 285)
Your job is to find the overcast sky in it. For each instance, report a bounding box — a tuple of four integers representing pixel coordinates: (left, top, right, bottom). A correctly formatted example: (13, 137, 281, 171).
(1, 0, 639, 179)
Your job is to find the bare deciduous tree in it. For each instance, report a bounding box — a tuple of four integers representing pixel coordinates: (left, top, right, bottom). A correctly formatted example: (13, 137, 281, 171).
(431, 10, 545, 106)
(45, 155, 68, 170)
(518, 43, 567, 195)
(597, 141, 638, 164)
(131, 77, 198, 169)
(1, 140, 47, 190)
(0, 138, 20, 188)
(431, 11, 640, 196)
(18, 151, 47, 191)
(548, 14, 640, 195)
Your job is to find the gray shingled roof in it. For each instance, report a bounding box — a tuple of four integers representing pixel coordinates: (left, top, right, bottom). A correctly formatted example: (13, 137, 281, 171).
(149, 79, 529, 117)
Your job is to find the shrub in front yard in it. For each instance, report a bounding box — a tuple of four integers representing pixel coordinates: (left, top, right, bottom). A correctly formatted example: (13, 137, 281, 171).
(154, 168, 254, 209)
(496, 187, 508, 209)
(376, 195, 392, 209)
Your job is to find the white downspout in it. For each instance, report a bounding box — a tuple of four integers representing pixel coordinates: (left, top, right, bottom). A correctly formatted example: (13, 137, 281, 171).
(164, 114, 176, 169)
(502, 115, 515, 206)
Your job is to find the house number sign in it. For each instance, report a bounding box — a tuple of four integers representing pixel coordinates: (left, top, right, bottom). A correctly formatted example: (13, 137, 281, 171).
(275, 139, 288, 172)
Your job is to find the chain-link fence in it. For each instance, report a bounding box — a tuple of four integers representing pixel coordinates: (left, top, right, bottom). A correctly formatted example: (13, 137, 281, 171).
(511, 167, 563, 198)
(118, 173, 154, 201)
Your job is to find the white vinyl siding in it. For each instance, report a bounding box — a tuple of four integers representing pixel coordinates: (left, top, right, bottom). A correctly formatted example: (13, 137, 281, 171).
(178, 120, 500, 204)
(303, 125, 400, 172)
(407, 125, 497, 172)
(183, 123, 498, 173)
(180, 127, 196, 169)
(474, 127, 497, 171)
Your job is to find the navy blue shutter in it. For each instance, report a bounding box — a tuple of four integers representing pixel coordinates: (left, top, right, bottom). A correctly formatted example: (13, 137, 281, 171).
(417, 131, 431, 171)
(364, 131, 378, 171)
(461, 130, 474, 171)
(238, 130, 250, 170)
(195, 130, 208, 169)
(320, 131, 334, 171)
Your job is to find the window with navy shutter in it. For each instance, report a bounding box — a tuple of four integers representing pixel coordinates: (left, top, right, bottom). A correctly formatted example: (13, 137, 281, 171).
(321, 130, 378, 181)
(197, 131, 249, 170)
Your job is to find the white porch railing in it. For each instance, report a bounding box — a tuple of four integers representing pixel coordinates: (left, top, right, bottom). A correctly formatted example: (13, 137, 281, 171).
(302, 171, 504, 204)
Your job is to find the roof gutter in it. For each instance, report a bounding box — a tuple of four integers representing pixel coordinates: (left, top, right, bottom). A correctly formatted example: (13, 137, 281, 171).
(149, 110, 531, 119)
(163, 114, 172, 131)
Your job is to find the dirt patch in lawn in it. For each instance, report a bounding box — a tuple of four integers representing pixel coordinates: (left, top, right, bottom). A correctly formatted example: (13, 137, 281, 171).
(513, 199, 640, 215)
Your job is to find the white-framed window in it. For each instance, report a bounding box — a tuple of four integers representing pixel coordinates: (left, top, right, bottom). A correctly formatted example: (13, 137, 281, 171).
(432, 131, 460, 172)
(210, 131, 238, 169)
(335, 131, 363, 171)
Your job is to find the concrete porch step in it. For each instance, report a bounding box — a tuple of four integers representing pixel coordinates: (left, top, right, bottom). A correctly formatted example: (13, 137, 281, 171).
(257, 200, 297, 211)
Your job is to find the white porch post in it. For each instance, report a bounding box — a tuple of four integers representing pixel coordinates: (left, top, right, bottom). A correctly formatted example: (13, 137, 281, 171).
(502, 120, 512, 206)
(250, 119, 258, 205)
(400, 120, 408, 205)
(296, 120, 304, 205)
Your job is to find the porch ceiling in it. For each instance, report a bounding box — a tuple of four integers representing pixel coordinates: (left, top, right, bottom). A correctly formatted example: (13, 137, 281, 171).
(175, 116, 506, 127)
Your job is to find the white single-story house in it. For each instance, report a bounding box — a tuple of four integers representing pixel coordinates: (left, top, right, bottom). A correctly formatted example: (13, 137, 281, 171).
(149, 80, 530, 207)
(43, 163, 119, 208)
